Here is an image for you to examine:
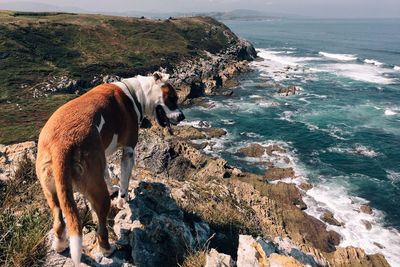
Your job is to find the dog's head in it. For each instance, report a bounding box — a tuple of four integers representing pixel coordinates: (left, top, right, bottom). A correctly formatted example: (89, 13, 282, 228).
(149, 72, 185, 129)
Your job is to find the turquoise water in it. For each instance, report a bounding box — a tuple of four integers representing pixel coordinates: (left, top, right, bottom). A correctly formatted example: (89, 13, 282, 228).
(183, 19, 400, 264)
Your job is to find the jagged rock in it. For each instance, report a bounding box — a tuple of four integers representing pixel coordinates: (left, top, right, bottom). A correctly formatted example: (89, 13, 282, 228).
(360, 204, 373, 215)
(134, 130, 171, 174)
(221, 89, 234, 96)
(265, 145, 287, 156)
(236, 235, 264, 267)
(205, 248, 234, 267)
(278, 86, 298, 96)
(203, 127, 227, 138)
(189, 141, 209, 150)
(125, 182, 210, 266)
(0, 141, 36, 181)
(264, 167, 295, 181)
(298, 182, 313, 191)
(238, 144, 287, 158)
(173, 125, 206, 140)
(238, 144, 266, 157)
(361, 220, 372, 230)
(326, 247, 390, 267)
(268, 253, 304, 267)
(321, 210, 343, 227)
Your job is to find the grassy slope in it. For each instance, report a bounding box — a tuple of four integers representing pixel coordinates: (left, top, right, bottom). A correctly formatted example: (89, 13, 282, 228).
(0, 11, 238, 144)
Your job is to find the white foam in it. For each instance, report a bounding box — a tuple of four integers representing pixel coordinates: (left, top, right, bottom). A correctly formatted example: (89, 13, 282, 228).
(385, 109, 397, 116)
(394, 66, 400, 71)
(364, 59, 384, 67)
(386, 170, 400, 183)
(303, 182, 400, 267)
(179, 120, 211, 128)
(221, 119, 235, 125)
(253, 49, 319, 82)
(240, 132, 262, 138)
(319, 51, 357, 61)
(328, 145, 379, 158)
(318, 63, 395, 84)
(280, 110, 295, 122)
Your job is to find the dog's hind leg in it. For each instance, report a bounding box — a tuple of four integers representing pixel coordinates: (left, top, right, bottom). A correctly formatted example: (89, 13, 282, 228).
(117, 146, 135, 209)
(85, 167, 114, 256)
(38, 172, 68, 253)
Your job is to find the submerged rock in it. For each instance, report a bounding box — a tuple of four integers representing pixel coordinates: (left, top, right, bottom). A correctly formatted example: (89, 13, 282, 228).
(360, 204, 373, 215)
(278, 85, 299, 96)
(298, 182, 313, 191)
(321, 210, 343, 227)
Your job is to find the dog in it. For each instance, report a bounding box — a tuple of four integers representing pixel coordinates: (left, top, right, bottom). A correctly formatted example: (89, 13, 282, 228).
(35, 72, 184, 266)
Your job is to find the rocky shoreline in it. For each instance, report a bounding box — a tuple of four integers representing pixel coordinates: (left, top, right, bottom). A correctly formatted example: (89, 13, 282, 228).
(0, 34, 390, 267)
(0, 124, 390, 266)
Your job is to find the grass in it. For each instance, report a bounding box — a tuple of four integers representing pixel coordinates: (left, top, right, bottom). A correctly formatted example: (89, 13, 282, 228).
(0, 11, 238, 144)
(180, 249, 207, 267)
(179, 181, 263, 258)
(0, 153, 50, 266)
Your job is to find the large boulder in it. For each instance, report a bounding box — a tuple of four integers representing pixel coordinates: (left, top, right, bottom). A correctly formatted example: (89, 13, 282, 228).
(116, 182, 211, 267)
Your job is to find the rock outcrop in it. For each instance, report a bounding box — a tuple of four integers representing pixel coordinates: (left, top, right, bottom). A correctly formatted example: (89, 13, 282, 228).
(1, 126, 390, 267)
(0, 141, 36, 181)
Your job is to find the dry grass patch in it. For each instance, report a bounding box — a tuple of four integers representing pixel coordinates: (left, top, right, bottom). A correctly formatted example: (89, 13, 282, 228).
(0, 153, 50, 266)
(180, 249, 207, 267)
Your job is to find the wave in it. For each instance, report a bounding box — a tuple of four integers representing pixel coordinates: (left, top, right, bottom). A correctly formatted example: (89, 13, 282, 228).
(394, 66, 400, 71)
(385, 109, 397, 116)
(364, 59, 384, 67)
(319, 51, 357, 61)
(303, 181, 400, 267)
(328, 145, 379, 158)
(387, 170, 400, 182)
(318, 63, 396, 84)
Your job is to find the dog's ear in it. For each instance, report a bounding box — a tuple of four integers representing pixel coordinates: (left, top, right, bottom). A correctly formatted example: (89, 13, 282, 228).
(153, 71, 170, 82)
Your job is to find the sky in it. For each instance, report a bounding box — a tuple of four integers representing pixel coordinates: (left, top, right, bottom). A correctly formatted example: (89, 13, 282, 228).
(1, 0, 400, 18)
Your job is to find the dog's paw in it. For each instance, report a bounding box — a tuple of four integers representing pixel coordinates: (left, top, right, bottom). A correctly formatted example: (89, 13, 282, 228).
(116, 196, 126, 209)
(108, 185, 119, 199)
(99, 244, 116, 257)
(52, 234, 69, 253)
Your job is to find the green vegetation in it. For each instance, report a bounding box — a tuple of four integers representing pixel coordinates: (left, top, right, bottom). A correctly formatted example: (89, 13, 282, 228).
(0, 11, 238, 144)
(0, 153, 49, 266)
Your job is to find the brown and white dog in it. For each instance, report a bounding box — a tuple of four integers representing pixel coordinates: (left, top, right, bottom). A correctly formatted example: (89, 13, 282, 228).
(35, 72, 184, 266)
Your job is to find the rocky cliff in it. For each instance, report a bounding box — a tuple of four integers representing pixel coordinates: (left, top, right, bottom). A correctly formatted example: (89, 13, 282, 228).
(0, 125, 390, 266)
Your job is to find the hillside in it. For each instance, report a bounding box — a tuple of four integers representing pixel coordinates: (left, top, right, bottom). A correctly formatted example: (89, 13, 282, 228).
(0, 11, 248, 144)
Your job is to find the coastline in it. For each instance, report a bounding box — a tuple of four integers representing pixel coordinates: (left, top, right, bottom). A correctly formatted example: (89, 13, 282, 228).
(0, 14, 395, 266)
(0, 43, 393, 266)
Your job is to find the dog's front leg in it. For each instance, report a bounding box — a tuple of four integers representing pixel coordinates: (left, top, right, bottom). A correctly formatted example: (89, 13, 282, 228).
(104, 164, 119, 197)
(117, 146, 135, 209)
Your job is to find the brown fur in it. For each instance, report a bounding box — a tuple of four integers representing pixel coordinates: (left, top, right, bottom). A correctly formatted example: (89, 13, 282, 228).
(36, 83, 139, 252)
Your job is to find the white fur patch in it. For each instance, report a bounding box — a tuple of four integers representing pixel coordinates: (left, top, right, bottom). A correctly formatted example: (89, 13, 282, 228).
(113, 81, 141, 127)
(69, 235, 82, 266)
(105, 134, 118, 156)
(96, 115, 105, 133)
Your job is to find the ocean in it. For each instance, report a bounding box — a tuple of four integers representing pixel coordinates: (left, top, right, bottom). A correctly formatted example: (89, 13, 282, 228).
(182, 18, 400, 265)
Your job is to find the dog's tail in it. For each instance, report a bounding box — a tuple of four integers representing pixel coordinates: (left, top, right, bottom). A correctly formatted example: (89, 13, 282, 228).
(52, 147, 82, 266)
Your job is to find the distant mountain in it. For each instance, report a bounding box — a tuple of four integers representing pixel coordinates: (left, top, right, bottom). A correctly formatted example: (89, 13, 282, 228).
(0, 1, 86, 13)
(200, 9, 278, 21)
